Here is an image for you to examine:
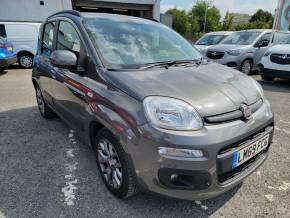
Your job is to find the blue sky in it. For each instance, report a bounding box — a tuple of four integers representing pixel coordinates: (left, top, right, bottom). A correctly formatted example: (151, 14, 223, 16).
(161, 0, 278, 17)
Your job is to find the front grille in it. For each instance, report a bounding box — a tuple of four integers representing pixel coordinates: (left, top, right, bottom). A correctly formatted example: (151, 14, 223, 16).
(270, 53, 290, 65)
(204, 98, 263, 124)
(217, 124, 274, 184)
(207, 51, 224, 59)
(218, 151, 266, 183)
(218, 124, 272, 155)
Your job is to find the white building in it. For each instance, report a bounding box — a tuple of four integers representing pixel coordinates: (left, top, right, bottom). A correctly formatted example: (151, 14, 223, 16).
(0, 0, 161, 22)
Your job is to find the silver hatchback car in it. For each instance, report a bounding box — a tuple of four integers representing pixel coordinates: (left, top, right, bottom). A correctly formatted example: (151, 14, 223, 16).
(206, 29, 272, 74)
(33, 12, 274, 200)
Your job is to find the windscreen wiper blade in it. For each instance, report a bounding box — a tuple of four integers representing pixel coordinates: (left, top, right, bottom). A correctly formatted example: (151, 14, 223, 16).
(140, 59, 202, 69)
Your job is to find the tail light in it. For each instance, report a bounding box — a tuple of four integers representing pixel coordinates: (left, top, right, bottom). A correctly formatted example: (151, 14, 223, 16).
(0, 44, 6, 48)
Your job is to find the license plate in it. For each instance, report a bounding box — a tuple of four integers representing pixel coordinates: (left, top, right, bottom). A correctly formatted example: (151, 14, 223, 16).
(232, 134, 270, 169)
(7, 47, 13, 52)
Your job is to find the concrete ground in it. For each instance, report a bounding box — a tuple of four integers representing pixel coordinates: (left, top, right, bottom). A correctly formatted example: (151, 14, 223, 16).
(0, 68, 289, 218)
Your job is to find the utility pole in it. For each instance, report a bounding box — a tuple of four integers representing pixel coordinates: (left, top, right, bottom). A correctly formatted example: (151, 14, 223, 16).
(203, 0, 213, 33)
(203, 3, 208, 33)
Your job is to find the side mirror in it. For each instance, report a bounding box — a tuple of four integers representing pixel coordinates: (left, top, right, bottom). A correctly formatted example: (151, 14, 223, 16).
(258, 40, 269, 48)
(50, 50, 77, 69)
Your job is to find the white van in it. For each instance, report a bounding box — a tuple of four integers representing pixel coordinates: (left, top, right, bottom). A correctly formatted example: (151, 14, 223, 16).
(0, 22, 41, 68)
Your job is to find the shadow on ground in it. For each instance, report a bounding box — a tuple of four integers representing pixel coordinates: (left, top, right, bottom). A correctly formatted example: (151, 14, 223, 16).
(0, 106, 240, 218)
(257, 78, 290, 94)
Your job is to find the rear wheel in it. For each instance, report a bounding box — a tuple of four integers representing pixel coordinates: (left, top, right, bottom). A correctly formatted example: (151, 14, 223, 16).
(35, 86, 56, 119)
(261, 75, 275, 82)
(94, 128, 139, 199)
(240, 59, 253, 75)
(0, 67, 6, 72)
(18, 52, 33, 68)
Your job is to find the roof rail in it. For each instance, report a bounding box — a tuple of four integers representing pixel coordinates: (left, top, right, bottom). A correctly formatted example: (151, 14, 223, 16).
(47, 10, 81, 20)
(147, 18, 159, 23)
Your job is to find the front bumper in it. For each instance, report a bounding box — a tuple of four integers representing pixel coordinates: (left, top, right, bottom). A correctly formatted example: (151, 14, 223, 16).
(124, 100, 274, 200)
(0, 55, 17, 68)
(207, 54, 242, 69)
(259, 65, 290, 80)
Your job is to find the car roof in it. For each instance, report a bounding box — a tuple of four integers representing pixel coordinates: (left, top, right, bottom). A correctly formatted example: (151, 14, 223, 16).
(47, 10, 158, 24)
(204, 31, 234, 36)
(237, 29, 272, 33)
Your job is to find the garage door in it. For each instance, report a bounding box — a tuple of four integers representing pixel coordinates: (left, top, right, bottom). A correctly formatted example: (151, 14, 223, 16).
(73, 0, 153, 19)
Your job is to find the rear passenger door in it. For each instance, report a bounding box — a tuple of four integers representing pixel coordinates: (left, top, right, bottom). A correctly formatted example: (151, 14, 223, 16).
(37, 21, 56, 104)
(50, 20, 87, 131)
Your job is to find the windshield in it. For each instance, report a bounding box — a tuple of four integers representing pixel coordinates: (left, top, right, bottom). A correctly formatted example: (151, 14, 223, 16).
(275, 32, 290, 44)
(196, 34, 227, 45)
(83, 17, 202, 69)
(221, 31, 261, 45)
(285, 37, 290, 44)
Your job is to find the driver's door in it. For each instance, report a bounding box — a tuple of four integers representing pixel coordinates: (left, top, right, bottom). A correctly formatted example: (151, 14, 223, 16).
(253, 33, 271, 66)
(50, 20, 87, 132)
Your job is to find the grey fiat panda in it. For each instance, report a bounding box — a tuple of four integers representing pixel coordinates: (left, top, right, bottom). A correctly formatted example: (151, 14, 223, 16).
(32, 11, 274, 200)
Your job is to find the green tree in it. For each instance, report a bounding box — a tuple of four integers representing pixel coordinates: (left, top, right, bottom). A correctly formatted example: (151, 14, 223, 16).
(189, 0, 222, 35)
(250, 9, 274, 24)
(222, 11, 234, 31)
(166, 8, 191, 36)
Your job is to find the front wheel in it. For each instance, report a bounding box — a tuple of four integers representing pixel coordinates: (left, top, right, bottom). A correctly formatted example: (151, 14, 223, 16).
(35, 86, 56, 119)
(0, 67, 6, 72)
(94, 128, 139, 199)
(240, 59, 253, 75)
(261, 75, 275, 82)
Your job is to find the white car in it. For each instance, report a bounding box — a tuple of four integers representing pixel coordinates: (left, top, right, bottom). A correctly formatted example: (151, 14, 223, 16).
(0, 22, 41, 68)
(194, 31, 233, 56)
(259, 37, 290, 81)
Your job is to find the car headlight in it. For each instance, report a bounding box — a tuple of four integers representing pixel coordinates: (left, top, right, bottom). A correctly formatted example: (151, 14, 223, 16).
(264, 51, 271, 57)
(143, 96, 203, 131)
(227, 50, 241, 56)
(252, 79, 265, 99)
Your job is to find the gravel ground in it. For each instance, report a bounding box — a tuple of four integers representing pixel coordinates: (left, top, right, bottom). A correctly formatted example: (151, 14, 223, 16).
(0, 68, 289, 218)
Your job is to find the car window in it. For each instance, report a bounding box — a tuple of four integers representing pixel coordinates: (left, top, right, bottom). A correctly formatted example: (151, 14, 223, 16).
(57, 21, 81, 59)
(196, 35, 226, 45)
(257, 33, 271, 45)
(221, 31, 261, 45)
(84, 18, 202, 70)
(273, 32, 290, 44)
(42, 22, 56, 57)
(0, 24, 7, 38)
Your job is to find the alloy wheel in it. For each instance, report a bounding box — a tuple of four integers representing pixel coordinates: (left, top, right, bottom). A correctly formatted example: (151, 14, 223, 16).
(36, 88, 45, 115)
(97, 139, 123, 189)
(20, 55, 33, 68)
(241, 60, 252, 75)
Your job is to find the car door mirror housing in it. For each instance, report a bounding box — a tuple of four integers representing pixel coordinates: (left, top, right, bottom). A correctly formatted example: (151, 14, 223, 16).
(257, 40, 269, 48)
(50, 50, 77, 69)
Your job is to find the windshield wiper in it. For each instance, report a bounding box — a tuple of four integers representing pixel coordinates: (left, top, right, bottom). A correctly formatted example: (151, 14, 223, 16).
(140, 59, 202, 69)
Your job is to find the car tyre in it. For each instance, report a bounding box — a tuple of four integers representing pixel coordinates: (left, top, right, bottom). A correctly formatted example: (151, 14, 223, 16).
(240, 59, 253, 75)
(94, 128, 139, 199)
(35, 85, 56, 119)
(18, 52, 34, 69)
(0, 67, 6, 72)
(261, 75, 275, 82)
